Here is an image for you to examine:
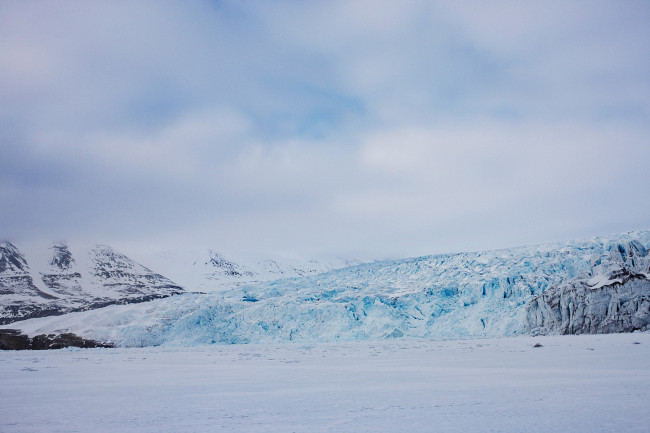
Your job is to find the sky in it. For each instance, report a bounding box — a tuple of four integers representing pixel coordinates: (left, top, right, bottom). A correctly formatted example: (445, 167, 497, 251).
(1, 0, 649, 258)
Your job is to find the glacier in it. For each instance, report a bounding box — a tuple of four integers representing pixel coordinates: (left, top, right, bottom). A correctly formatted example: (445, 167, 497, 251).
(5, 231, 649, 347)
(527, 239, 650, 334)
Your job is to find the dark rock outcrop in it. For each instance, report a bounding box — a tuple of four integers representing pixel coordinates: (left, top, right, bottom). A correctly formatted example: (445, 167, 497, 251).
(0, 329, 112, 350)
(206, 251, 254, 277)
(0, 242, 58, 300)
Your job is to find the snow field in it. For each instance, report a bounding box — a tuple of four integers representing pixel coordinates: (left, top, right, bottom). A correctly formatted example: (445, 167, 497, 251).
(1, 332, 649, 433)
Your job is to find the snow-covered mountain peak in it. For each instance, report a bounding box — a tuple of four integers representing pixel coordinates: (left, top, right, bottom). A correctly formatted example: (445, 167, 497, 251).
(204, 250, 254, 278)
(131, 248, 371, 292)
(90, 244, 155, 277)
(0, 242, 184, 324)
(0, 242, 30, 274)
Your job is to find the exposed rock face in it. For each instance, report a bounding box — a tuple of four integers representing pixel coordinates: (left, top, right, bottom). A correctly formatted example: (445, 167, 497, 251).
(50, 243, 74, 270)
(40, 243, 86, 299)
(89, 245, 183, 297)
(527, 240, 650, 335)
(0, 329, 112, 350)
(0, 242, 184, 325)
(0, 242, 60, 324)
(0, 242, 57, 299)
(206, 251, 255, 278)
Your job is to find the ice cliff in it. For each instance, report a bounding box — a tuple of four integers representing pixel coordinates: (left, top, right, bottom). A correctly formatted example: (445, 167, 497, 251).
(527, 240, 650, 334)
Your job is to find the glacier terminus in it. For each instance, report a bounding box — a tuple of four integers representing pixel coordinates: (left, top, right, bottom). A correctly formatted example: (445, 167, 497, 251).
(2, 231, 648, 347)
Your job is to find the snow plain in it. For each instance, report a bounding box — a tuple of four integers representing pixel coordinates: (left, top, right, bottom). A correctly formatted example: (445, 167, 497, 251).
(1, 333, 649, 433)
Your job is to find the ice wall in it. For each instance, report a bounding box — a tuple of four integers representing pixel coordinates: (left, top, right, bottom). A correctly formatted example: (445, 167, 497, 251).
(527, 239, 650, 334)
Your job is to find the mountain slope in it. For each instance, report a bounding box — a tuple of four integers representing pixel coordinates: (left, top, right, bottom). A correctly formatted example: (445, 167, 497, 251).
(134, 249, 368, 292)
(0, 242, 184, 324)
(0, 242, 60, 324)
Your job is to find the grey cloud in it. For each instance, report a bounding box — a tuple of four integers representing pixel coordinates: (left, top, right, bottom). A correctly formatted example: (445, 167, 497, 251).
(1, 0, 649, 257)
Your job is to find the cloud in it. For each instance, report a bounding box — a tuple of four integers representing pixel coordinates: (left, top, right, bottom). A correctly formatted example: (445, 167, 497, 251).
(1, 0, 649, 257)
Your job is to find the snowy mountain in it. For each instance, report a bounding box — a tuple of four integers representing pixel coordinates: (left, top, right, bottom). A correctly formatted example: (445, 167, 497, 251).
(4, 231, 649, 347)
(132, 249, 368, 292)
(0, 242, 60, 323)
(0, 242, 184, 324)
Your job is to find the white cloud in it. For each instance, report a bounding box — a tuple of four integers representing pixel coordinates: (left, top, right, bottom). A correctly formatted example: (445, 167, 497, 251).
(1, 0, 649, 256)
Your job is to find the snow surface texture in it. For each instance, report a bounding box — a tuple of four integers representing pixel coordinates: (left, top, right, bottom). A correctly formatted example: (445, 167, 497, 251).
(0, 333, 649, 433)
(5, 231, 649, 347)
(0, 242, 183, 324)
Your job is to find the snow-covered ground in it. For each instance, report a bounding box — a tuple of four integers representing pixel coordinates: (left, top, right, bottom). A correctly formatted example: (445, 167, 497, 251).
(1, 333, 648, 433)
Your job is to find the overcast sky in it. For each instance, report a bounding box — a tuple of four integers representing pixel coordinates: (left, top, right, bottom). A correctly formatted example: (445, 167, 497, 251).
(1, 0, 649, 258)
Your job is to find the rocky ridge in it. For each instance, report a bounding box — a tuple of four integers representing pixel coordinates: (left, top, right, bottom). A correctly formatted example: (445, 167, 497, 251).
(0, 329, 111, 350)
(0, 242, 184, 325)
